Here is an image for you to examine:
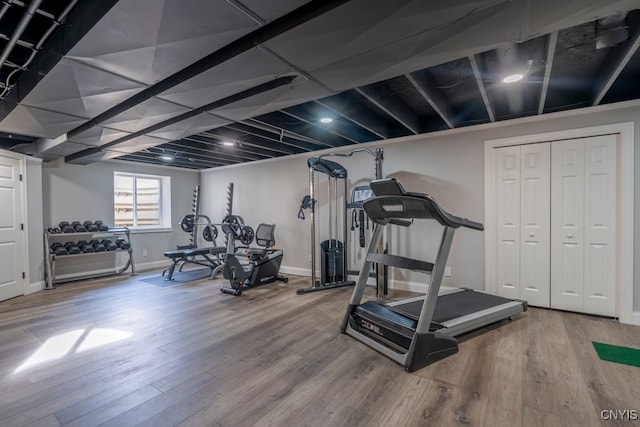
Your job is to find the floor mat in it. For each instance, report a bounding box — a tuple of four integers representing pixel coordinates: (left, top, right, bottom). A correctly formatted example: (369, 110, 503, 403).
(140, 268, 212, 287)
(593, 341, 640, 368)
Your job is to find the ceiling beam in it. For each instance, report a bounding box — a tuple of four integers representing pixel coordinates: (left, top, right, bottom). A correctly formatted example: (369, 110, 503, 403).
(468, 54, 495, 122)
(254, 112, 348, 147)
(148, 143, 256, 164)
(119, 153, 222, 169)
(66, 76, 295, 164)
(355, 86, 419, 134)
(404, 73, 454, 129)
(538, 31, 558, 115)
(592, 21, 640, 106)
(67, 0, 352, 138)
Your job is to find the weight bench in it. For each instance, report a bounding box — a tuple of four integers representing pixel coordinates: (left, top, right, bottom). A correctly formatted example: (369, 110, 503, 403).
(162, 245, 226, 281)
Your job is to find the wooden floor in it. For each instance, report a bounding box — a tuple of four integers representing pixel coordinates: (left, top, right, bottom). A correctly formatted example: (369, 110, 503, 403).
(0, 272, 639, 427)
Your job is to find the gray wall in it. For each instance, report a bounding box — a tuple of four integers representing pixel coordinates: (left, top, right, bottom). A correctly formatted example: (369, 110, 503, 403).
(200, 102, 640, 312)
(41, 159, 199, 279)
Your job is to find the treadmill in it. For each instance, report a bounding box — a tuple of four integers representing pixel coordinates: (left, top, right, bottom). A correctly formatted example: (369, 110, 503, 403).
(340, 178, 527, 372)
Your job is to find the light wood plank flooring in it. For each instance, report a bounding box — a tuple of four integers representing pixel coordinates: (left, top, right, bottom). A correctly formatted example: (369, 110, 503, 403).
(0, 272, 639, 427)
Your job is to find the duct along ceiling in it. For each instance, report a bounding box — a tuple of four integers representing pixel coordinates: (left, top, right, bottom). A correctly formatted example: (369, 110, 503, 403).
(0, 0, 639, 169)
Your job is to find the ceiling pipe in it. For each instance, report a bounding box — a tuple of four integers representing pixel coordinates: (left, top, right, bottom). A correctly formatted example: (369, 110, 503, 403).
(0, 1, 15, 21)
(0, 0, 42, 67)
(67, 0, 352, 140)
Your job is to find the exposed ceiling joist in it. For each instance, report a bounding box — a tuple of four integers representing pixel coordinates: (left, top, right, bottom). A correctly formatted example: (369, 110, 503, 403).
(279, 109, 361, 145)
(592, 20, 640, 105)
(538, 31, 558, 114)
(404, 73, 454, 129)
(242, 118, 331, 147)
(313, 99, 388, 139)
(468, 54, 495, 122)
(197, 131, 283, 159)
(355, 87, 419, 134)
(199, 129, 296, 156)
(225, 122, 316, 152)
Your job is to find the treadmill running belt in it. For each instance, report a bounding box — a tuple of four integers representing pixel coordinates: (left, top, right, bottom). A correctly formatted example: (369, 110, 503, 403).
(390, 290, 517, 324)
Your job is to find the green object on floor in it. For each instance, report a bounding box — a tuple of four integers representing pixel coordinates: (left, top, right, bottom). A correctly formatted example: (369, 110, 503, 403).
(593, 342, 640, 368)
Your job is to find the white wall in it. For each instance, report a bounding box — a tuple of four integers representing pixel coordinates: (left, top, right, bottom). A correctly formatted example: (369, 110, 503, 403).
(41, 159, 200, 279)
(25, 157, 44, 292)
(200, 101, 640, 313)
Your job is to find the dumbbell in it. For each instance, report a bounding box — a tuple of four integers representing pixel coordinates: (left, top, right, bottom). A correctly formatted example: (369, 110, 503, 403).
(73, 221, 87, 232)
(90, 239, 106, 252)
(64, 241, 81, 254)
(59, 221, 75, 233)
(47, 227, 62, 234)
(94, 220, 109, 232)
(50, 242, 68, 256)
(77, 240, 94, 253)
(115, 238, 131, 250)
(101, 239, 118, 251)
(83, 221, 100, 232)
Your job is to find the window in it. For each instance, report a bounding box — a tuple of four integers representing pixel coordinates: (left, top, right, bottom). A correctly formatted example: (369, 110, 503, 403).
(114, 172, 171, 230)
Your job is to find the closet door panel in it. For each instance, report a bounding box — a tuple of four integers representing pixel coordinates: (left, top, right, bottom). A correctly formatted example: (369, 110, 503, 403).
(495, 146, 521, 299)
(583, 135, 617, 316)
(551, 140, 584, 312)
(520, 143, 550, 307)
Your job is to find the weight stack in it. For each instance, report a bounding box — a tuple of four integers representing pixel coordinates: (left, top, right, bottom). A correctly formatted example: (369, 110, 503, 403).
(320, 239, 344, 284)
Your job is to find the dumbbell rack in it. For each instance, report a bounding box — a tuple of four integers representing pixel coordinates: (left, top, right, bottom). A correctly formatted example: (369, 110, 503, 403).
(44, 227, 136, 290)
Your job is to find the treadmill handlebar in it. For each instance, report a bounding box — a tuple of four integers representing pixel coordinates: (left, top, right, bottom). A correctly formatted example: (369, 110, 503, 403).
(364, 178, 483, 231)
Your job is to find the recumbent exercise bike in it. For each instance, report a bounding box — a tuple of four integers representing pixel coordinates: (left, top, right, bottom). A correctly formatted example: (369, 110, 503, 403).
(220, 215, 288, 296)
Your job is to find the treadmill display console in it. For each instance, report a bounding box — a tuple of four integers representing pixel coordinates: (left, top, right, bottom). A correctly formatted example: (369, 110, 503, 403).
(352, 186, 374, 203)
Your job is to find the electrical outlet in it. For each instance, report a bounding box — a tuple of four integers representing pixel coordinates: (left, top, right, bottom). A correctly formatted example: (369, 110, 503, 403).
(142, 249, 148, 257)
(444, 266, 451, 277)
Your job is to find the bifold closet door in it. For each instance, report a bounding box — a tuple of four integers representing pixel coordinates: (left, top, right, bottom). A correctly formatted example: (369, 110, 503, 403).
(495, 143, 550, 307)
(551, 135, 617, 316)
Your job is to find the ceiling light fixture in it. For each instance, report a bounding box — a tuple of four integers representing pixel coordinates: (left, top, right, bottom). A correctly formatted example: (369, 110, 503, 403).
(160, 155, 173, 161)
(223, 141, 235, 146)
(319, 117, 333, 123)
(502, 73, 524, 83)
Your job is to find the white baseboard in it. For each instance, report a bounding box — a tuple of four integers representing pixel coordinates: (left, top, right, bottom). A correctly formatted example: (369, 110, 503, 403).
(632, 311, 640, 326)
(26, 280, 45, 294)
(134, 260, 169, 272)
(279, 266, 310, 276)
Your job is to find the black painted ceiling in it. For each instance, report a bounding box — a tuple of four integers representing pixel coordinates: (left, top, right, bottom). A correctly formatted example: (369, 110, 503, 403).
(1, 0, 639, 169)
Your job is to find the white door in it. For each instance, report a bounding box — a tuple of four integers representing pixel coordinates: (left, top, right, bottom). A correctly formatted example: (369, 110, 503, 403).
(583, 135, 617, 316)
(0, 155, 24, 302)
(495, 146, 521, 300)
(550, 139, 584, 312)
(551, 135, 617, 316)
(519, 143, 550, 307)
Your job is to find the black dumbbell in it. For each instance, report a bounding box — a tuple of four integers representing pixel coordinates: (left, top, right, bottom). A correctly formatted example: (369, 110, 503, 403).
(77, 240, 94, 253)
(59, 221, 70, 228)
(102, 239, 118, 251)
(48, 227, 62, 234)
(90, 239, 106, 252)
(50, 242, 68, 255)
(74, 224, 87, 232)
(83, 221, 100, 232)
(64, 242, 81, 254)
(116, 239, 131, 250)
(94, 220, 109, 231)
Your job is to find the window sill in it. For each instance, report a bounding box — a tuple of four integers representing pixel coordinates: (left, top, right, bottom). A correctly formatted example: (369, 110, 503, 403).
(129, 227, 173, 234)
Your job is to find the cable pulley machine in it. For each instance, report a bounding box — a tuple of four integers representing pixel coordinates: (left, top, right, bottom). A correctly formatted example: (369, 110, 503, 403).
(297, 148, 387, 297)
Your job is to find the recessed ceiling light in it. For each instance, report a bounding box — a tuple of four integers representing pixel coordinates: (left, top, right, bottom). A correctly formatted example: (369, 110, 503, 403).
(503, 73, 524, 83)
(223, 141, 235, 146)
(319, 117, 333, 123)
(160, 155, 173, 161)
